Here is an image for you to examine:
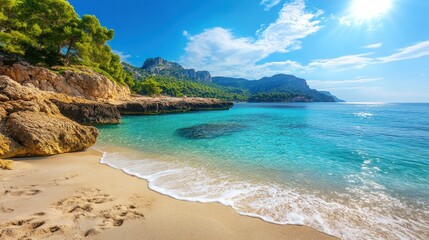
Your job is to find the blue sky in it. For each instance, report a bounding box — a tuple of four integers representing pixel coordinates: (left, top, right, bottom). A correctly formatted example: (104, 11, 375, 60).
(69, 0, 429, 102)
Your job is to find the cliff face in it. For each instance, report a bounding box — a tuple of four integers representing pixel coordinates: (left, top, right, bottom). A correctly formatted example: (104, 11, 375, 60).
(141, 57, 212, 82)
(0, 62, 130, 102)
(0, 76, 98, 158)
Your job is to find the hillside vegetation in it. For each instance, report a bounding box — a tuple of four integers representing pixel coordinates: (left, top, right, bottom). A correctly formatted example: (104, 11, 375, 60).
(123, 63, 249, 101)
(124, 60, 338, 102)
(213, 75, 336, 102)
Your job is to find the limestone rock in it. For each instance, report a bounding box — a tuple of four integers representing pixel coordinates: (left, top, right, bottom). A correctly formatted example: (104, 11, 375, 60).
(0, 76, 98, 158)
(116, 96, 233, 115)
(141, 57, 212, 82)
(0, 134, 11, 157)
(195, 71, 211, 82)
(51, 100, 121, 125)
(0, 62, 130, 101)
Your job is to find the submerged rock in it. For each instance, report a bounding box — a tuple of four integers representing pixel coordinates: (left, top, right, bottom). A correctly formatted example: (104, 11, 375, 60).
(0, 76, 98, 158)
(176, 123, 245, 139)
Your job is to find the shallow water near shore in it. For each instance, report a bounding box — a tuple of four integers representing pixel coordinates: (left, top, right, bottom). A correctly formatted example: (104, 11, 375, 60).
(95, 102, 429, 240)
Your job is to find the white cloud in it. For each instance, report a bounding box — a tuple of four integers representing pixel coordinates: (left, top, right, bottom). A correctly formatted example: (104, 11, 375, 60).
(331, 14, 384, 32)
(180, 0, 321, 78)
(363, 43, 383, 49)
(308, 77, 382, 89)
(112, 50, 131, 62)
(228, 60, 305, 79)
(260, 0, 282, 11)
(256, 0, 322, 53)
(338, 16, 351, 27)
(180, 0, 429, 80)
(308, 53, 373, 69)
(182, 27, 263, 70)
(182, 30, 190, 37)
(308, 41, 429, 70)
(378, 41, 429, 63)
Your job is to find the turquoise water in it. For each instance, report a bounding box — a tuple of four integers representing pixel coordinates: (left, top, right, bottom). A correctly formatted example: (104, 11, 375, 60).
(96, 103, 429, 240)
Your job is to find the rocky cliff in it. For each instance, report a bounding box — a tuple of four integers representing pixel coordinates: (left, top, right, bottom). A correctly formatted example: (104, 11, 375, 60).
(0, 61, 123, 125)
(140, 57, 212, 82)
(0, 62, 130, 102)
(0, 76, 98, 158)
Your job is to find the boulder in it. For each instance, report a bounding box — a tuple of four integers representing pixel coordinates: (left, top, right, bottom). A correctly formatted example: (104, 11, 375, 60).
(0, 75, 98, 158)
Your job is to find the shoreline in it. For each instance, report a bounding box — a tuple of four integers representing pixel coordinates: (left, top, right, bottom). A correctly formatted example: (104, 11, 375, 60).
(0, 149, 337, 240)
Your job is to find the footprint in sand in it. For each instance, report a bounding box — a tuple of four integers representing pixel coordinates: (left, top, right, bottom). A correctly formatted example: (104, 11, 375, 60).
(1, 188, 147, 239)
(129, 194, 155, 210)
(2, 186, 42, 197)
(1, 204, 14, 213)
(53, 188, 146, 237)
(0, 212, 62, 240)
(51, 174, 80, 186)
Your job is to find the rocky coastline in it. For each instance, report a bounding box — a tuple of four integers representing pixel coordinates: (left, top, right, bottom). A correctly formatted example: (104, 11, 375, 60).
(0, 76, 98, 158)
(0, 62, 233, 158)
(115, 96, 233, 115)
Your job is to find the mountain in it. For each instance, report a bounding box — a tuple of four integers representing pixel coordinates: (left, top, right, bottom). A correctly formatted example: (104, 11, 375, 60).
(213, 74, 338, 102)
(320, 91, 345, 102)
(122, 58, 343, 102)
(140, 57, 211, 82)
(122, 62, 248, 101)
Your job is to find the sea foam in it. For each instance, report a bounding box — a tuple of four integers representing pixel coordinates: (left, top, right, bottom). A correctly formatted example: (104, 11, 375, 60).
(97, 147, 429, 240)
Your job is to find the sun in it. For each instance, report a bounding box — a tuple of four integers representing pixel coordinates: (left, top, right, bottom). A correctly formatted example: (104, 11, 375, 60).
(350, 0, 393, 20)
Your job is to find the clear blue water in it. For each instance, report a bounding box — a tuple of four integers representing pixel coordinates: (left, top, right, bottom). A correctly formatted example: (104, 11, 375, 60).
(96, 103, 429, 240)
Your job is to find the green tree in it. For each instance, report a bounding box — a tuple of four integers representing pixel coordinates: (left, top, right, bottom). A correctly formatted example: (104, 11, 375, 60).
(74, 15, 114, 67)
(0, 0, 37, 55)
(17, 0, 80, 64)
(141, 78, 162, 96)
(0, 0, 138, 89)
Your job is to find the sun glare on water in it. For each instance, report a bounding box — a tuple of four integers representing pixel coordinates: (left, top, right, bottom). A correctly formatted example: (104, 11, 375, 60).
(350, 0, 393, 20)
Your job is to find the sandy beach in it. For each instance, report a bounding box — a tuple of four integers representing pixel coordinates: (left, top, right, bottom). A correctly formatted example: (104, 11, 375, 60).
(0, 149, 337, 240)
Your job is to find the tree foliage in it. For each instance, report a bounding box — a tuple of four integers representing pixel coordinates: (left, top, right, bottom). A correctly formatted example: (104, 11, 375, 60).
(138, 76, 249, 101)
(140, 77, 162, 96)
(248, 92, 307, 102)
(0, 0, 135, 87)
